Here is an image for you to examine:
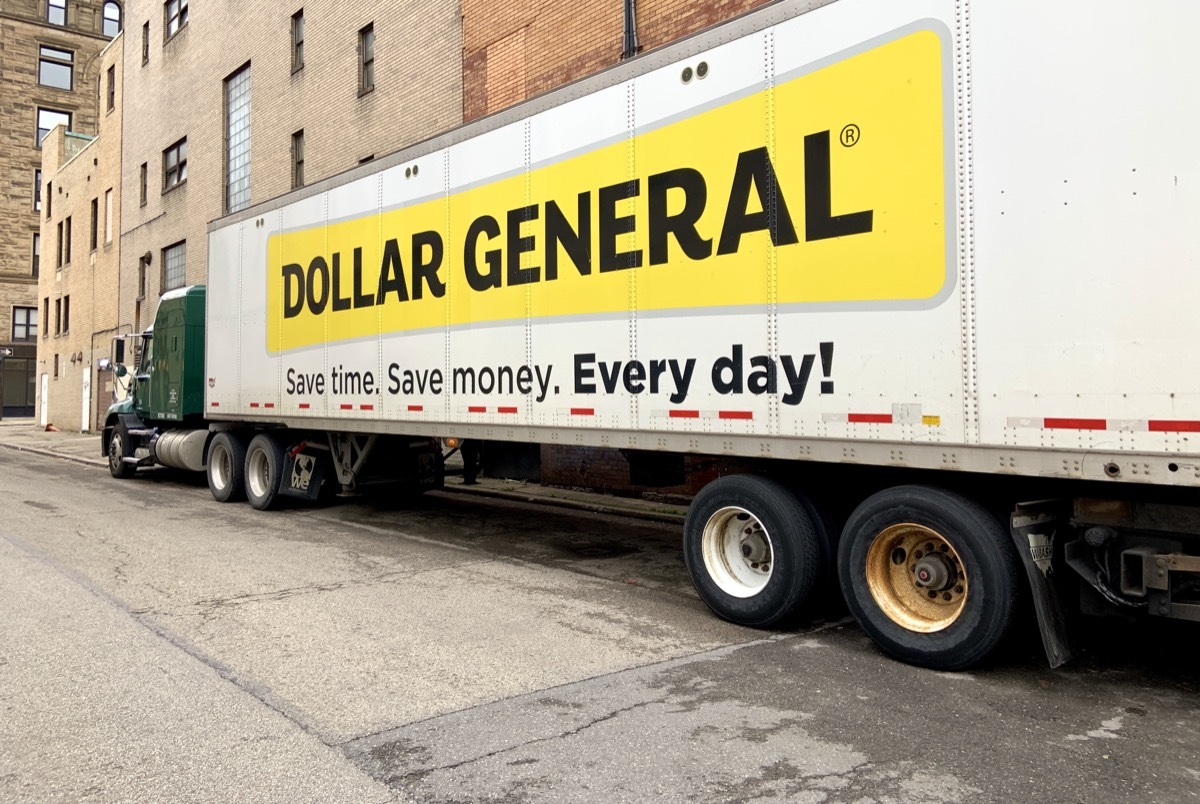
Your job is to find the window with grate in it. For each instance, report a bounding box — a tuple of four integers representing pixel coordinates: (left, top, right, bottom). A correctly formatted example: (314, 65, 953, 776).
(162, 241, 186, 291)
(225, 64, 251, 212)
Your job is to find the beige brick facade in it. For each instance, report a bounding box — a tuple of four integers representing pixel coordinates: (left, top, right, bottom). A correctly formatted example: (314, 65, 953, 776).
(118, 0, 463, 333)
(36, 33, 123, 432)
(0, 0, 112, 417)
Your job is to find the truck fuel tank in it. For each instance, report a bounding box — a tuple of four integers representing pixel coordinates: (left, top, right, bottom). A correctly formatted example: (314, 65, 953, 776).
(151, 429, 208, 472)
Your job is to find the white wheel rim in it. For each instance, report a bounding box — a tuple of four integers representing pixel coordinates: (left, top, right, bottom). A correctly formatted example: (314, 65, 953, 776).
(701, 506, 773, 598)
(210, 443, 230, 491)
(247, 446, 271, 498)
(110, 433, 123, 467)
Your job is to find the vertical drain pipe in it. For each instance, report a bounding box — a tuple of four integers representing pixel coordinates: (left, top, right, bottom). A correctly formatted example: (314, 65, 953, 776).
(622, 0, 640, 59)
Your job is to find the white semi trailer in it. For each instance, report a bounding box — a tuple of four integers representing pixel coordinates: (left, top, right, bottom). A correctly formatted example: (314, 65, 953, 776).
(106, 0, 1200, 670)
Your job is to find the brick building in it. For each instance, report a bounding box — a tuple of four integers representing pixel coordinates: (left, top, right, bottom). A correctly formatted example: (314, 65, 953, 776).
(461, 0, 771, 493)
(117, 0, 463, 335)
(0, 0, 115, 418)
(37, 33, 122, 431)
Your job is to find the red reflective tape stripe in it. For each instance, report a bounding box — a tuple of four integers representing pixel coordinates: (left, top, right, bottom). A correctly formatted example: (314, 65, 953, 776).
(468, 406, 486, 413)
(210, 402, 219, 407)
(848, 413, 892, 424)
(360, 404, 374, 411)
(249, 402, 260, 408)
(669, 410, 700, 419)
(570, 408, 594, 416)
(1149, 420, 1200, 432)
(497, 406, 518, 414)
(719, 410, 753, 420)
(408, 405, 423, 412)
(339, 404, 353, 410)
(298, 403, 311, 409)
(264, 403, 275, 409)
(1044, 417, 1106, 430)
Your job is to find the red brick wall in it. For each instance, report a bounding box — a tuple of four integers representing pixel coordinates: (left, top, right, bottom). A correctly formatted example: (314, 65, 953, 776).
(462, 0, 773, 121)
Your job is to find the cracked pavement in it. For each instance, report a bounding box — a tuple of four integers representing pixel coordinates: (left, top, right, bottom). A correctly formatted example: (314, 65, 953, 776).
(2, 450, 1199, 803)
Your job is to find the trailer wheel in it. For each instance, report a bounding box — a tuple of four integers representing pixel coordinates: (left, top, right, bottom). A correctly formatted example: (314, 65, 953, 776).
(244, 433, 284, 511)
(838, 486, 1020, 670)
(107, 424, 136, 479)
(683, 475, 824, 628)
(207, 432, 247, 503)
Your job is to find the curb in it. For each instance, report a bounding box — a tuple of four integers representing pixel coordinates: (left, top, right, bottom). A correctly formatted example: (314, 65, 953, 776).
(0, 441, 107, 469)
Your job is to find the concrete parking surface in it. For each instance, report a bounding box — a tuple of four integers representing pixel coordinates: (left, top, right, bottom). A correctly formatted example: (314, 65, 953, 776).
(1, 427, 1198, 803)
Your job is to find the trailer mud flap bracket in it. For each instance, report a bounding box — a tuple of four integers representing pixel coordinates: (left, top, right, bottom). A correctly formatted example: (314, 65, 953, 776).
(328, 432, 378, 493)
(1011, 502, 1075, 668)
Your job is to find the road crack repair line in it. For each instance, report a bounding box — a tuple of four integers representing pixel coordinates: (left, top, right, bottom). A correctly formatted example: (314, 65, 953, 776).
(377, 699, 663, 784)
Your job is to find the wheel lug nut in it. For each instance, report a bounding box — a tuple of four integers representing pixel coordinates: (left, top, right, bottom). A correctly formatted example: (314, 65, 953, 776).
(751, 562, 759, 570)
(762, 563, 770, 572)
(914, 550, 923, 559)
(927, 590, 937, 599)
(925, 543, 934, 551)
(942, 592, 952, 601)
(955, 585, 964, 594)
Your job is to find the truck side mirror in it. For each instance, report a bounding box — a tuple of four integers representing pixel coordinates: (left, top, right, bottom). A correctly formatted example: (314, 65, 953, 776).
(115, 365, 128, 378)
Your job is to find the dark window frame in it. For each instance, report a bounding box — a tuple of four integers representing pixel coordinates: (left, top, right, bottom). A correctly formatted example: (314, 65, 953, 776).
(103, 1, 122, 37)
(358, 23, 374, 96)
(139, 162, 148, 205)
(106, 65, 116, 110)
(34, 169, 42, 212)
(291, 9, 304, 73)
(33, 233, 41, 278)
(90, 197, 99, 251)
(142, 20, 149, 64)
(161, 240, 186, 292)
(38, 45, 74, 91)
(164, 0, 188, 41)
(47, 0, 66, 26)
(163, 137, 187, 192)
(292, 129, 304, 189)
(11, 306, 38, 342)
(37, 107, 72, 148)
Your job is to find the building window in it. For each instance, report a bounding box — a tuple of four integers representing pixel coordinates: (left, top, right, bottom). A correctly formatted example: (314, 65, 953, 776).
(103, 1, 122, 36)
(105, 189, 113, 243)
(90, 197, 99, 251)
(291, 9, 304, 72)
(34, 170, 42, 212)
(165, 0, 187, 39)
(43, 298, 49, 336)
(139, 163, 148, 205)
(33, 234, 41, 278)
(162, 241, 186, 291)
(12, 307, 37, 342)
(359, 24, 374, 95)
(62, 296, 70, 334)
(292, 129, 304, 189)
(48, 0, 66, 25)
(54, 299, 62, 335)
(54, 354, 60, 378)
(138, 256, 147, 299)
(225, 64, 252, 213)
(56, 222, 63, 267)
(106, 65, 116, 110)
(142, 21, 149, 63)
(163, 138, 187, 191)
(38, 46, 74, 91)
(63, 216, 72, 265)
(37, 108, 71, 147)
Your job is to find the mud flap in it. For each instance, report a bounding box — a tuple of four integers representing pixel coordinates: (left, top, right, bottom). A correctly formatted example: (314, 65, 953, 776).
(1010, 502, 1076, 668)
(280, 450, 325, 501)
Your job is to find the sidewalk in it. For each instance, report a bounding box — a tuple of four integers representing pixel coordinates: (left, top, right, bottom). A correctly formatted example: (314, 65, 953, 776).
(0, 419, 689, 525)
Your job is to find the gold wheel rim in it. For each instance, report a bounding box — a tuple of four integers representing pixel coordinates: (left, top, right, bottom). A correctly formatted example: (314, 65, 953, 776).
(865, 523, 967, 633)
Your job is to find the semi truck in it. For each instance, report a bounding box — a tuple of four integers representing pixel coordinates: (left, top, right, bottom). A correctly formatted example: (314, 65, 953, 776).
(103, 0, 1200, 671)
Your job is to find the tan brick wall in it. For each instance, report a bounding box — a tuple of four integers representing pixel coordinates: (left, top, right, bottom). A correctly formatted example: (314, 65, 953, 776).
(118, 0, 463, 332)
(1, 1, 110, 417)
(35, 34, 123, 431)
(461, 0, 772, 121)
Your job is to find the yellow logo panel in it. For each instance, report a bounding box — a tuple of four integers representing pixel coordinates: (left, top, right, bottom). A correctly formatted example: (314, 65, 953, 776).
(267, 28, 949, 353)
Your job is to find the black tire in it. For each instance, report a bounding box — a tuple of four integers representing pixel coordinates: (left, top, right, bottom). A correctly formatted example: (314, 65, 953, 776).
(683, 475, 825, 628)
(838, 485, 1020, 671)
(107, 424, 136, 479)
(244, 433, 284, 511)
(207, 432, 247, 503)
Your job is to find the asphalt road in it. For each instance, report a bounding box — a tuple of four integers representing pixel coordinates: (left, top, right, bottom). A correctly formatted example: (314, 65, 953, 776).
(1, 450, 1198, 803)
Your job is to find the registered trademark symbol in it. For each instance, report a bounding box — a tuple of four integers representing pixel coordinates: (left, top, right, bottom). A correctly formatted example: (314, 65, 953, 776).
(840, 124, 861, 147)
